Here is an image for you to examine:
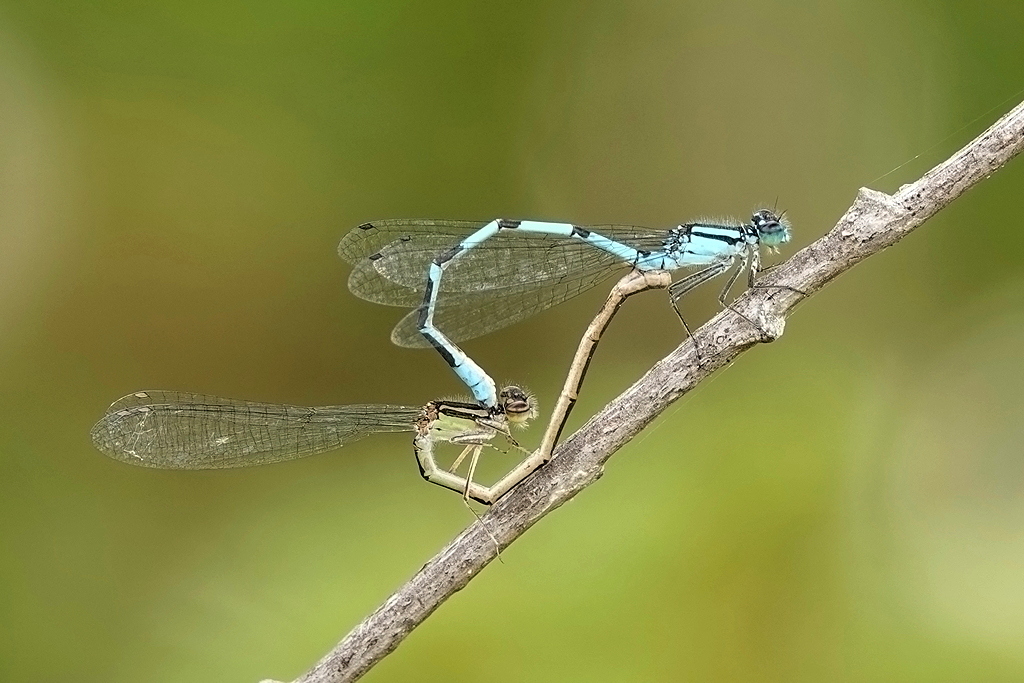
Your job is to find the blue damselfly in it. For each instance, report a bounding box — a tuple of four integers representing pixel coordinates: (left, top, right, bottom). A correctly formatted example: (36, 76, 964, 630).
(338, 210, 793, 407)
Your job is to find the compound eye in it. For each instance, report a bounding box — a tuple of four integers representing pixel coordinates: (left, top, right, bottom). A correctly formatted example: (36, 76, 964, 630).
(754, 209, 779, 228)
(500, 385, 525, 401)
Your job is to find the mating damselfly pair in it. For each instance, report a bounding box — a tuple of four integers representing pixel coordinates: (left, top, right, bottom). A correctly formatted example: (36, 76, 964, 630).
(91, 208, 792, 503)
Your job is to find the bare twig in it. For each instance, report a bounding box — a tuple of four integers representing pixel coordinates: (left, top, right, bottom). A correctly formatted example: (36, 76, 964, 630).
(276, 99, 1024, 683)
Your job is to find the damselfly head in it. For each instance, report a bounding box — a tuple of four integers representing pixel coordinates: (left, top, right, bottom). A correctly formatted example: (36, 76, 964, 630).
(751, 208, 791, 247)
(498, 385, 538, 426)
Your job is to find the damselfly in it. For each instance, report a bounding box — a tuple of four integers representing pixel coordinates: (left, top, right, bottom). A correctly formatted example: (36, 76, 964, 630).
(90, 386, 537, 504)
(338, 210, 793, 407)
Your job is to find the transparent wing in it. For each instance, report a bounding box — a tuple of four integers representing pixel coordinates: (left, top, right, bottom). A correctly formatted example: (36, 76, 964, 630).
(339, 219, 670, 265)
(390, 264, 629, 347)
(90, 390, 421, 469)
(348, 234, 624, 308)
(337, 219, 486, 264)
(343, 220, 669, 308)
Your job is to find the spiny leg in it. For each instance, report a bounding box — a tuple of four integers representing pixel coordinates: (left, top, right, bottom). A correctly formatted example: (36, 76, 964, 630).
(721, 251, 806, 340)
(745, 252, 808, 298)
(717, 252, 777, 341)
(462, 476, 504, 561)
(496, 434, 530, 457)
(669, 262, 731, 316)
(463, 445, 483, 503)
(450, 444, 504, 558)
(668, 262, 731, 363)
(746, 263, 809, 299)
(448, 444, 475, 473)
(718, 250, 747, 304)
(449, 439, 522, 473)
(468, 416, 529, 456)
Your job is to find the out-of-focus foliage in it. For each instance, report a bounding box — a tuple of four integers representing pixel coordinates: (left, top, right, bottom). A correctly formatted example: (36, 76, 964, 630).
(2, 1, 1023, 681)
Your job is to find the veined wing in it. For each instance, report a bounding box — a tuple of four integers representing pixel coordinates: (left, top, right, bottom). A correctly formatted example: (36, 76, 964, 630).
(348, 234, 624, 307)
(338, 219, 485, 264)
(390, 264, 630, 347)
(343, 219, 670, 307)
(90, 390, 420, 469)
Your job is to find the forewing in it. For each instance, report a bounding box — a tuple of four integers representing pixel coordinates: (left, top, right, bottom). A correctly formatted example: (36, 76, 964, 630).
(90, 390, 420, 469)
(338, 219, 668, 267)
(337, 219, 483, 264)
(341, 219, 673, 341)
(348, 227, 642, 305)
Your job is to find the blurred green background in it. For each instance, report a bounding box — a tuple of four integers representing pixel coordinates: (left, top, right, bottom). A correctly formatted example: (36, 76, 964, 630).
(2, 1, 1024, 681)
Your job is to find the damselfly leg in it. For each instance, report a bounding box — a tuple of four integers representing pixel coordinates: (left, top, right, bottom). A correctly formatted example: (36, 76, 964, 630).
(667, 261, 731, 363)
